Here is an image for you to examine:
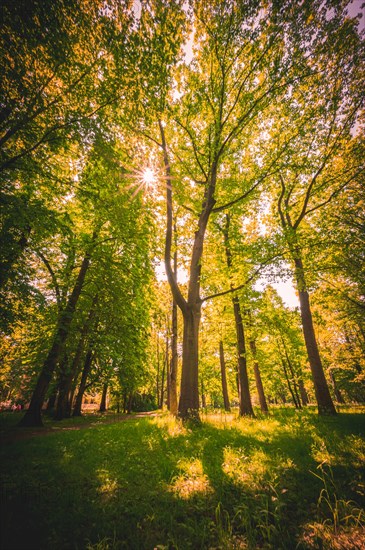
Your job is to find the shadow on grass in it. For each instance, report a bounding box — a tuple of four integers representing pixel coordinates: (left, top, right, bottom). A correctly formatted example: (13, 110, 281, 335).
(1, 408, 364, 549)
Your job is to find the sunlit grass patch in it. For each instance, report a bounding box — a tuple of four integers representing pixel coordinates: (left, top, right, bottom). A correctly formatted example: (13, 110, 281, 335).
(169, 457, 213, 499)
(152, 413, 188, 438)
(222, 446, 294, 491)
(201, 411, 237, 427)
(222, 447, 268, 487)
(96, 468, 119, 501)
(311, 433, 335, 464)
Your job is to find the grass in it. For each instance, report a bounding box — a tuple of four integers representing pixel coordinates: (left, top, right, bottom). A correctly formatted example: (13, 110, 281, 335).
(1, 406, 364, 549)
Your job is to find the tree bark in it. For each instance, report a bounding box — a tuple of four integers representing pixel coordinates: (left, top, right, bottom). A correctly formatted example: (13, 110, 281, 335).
(46, 386, 58, 412)
(160, 333, 168, 409)
(127, 392, 133, 414)
(294, 256, 336, 414)
(233, 296, 255, 417)
(54, 294, 99, 421)
(222, 214, 254, 417)
(168, 247, 178, 416)
(249, 337, 269, 414)
(329, 370, 345, 404)
(281, 357, 300, 408)
(53, 353, 71, 420)
(160, 121, 216, 422)
(219, 340, 231, 412)
(178, 305, 201, 421)
(201, 378, 206, 408)
(19, 242, 94, 427)
(72, 347, 94, 417)
(99, 383, 108, 412)
(298, 378, 309, 405)
(156, 333, 160, 407)
(279, 334, 302, 408)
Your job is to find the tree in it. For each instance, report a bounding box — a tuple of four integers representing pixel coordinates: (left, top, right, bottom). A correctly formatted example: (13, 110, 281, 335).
(19, 232, 96, 426)
(259, 287, 312, 406)
(158, 0, 320, 420)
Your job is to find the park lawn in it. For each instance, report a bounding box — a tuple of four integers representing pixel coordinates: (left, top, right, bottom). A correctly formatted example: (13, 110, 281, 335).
(0, 407, 364, 549)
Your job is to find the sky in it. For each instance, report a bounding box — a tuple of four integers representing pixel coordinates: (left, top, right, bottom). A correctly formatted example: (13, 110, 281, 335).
(155, 262, 300, 309)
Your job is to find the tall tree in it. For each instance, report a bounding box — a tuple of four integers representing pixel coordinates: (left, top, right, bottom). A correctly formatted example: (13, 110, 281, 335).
(158, 0, 317, 420)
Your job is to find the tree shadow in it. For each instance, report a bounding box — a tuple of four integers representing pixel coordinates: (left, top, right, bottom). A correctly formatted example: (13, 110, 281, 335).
(1, 412, 364, 549)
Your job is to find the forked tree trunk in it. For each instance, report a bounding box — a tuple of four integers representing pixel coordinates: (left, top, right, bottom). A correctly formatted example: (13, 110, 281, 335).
(54, 295, 98, 421)
(160, 120, 217, 423)
(19, 244, 93, 427)
(294, 256, 336, 415)
(219, 340, 231, 412)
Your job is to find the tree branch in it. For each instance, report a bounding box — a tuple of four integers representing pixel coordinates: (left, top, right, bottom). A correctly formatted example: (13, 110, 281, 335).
(201, 252, 284, 303)
(35, 250, 62, 311)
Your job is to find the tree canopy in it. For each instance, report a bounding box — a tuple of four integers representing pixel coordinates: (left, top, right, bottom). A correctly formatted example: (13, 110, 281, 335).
(1, 0, 364, 425)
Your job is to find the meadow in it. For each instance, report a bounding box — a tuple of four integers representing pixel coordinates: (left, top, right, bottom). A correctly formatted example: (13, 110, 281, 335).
(1, 407, 364, 549)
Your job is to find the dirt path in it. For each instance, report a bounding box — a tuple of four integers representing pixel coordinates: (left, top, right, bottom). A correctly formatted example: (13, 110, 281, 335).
(0, 411, 160, 445)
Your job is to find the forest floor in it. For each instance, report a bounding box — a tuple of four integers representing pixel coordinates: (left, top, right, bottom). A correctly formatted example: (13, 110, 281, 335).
(0, 410, 158, 444)
(0, 406, 364, 550)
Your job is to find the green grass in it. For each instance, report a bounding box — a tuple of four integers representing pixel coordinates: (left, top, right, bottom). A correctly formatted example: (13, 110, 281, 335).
(1, 406, 364, 549)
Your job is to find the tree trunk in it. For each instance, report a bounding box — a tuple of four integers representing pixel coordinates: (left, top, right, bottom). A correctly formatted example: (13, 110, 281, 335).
(99, 383, 108, 412)
(233, 295, 255, 417)
(219, 340, 231, 412)
(279, 354, 300, 408)
(156, 333, 160, 407)
(19, 241, 94, 427)
(53, 353, 71, 421)
(201, 378, 206, 408)
(279, 334, 302, 408)
(127, 392, 133, 414)
(168, 248, 178, 416)
(46, 387, 58, 412)
(249, 338, 269, 414)
(160, 334, 167, 409)
(72, 347, 94, 417)
(294, 256, 336, 415)
(54, 295, 98, 421)
(221, 215, 254, 417)
(329, 370, 345, 404)
(298, 379, 309, 405)
(178, 305, 201, 421)
(160, 121, 215, 423)
(122, 391, 127, 413)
